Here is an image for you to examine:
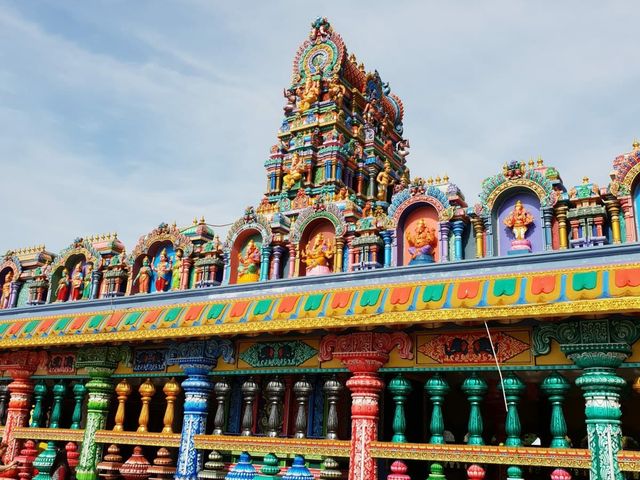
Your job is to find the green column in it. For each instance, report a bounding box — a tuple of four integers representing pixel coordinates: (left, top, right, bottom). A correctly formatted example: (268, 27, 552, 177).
(500, 373, 525, 447)
(75, 346, 125, 480)
(49, 380, 66, 428)
(30, 381, 47, 428)
(71, 382, 87, 429)
(461, 373, 487, 446)
(541, 373, 570, 448)
(34, 381, 67, 480)
(564, 344, 629, 480)
(388, 374, 412, 443)
(425, 373, 449, 444)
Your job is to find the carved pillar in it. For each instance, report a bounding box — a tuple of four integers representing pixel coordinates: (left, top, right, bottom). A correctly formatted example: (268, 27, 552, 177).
(167, 339, 234, 480)
(29, 382, 47, 428)
(334, 238, 345, 273)
(471, 218, 484, 259)
(323, 375, 342, 440)
(113, 379, 131, 432)
(451, 221, 465, 261)
(500, 374, 525, 447)
(425, 374, 449, 444)
(270, 245, 284, 280)
(541, 373, 570, 448)
(49, 381, 66, 428)
(241, 377, 259, 436)
(33, 381, 67, 479)
(212, 379, 230, 435)
(265, 377, 285, 437)
(347, 237, 356, 272)
(293, 377, 312, 438)
(438, 222, 451, 262)
(0, 384, 9, 426)
(319, 332, 413, 480)
(180, 258, 193, 290)
(555, 206, 569, 249)
(620, 197, 636, 242)
(137, 379, 156, 433)
(76, 346, 124, 480)
(288, 244, 297, 278)
(71, 382, 87, 429)
(260, 246, 272, 282)
(606, 202, 622, 244)
(162, 378, 181, 434)
(388, 375, 411, 443)
(461, 373, 487, 446)
(90, 269, 102, 300)
(542, 207, 554, 250)
(8, 282, 21, 309)
(381, 231, 393, 268)
(221, 250, 231, 286)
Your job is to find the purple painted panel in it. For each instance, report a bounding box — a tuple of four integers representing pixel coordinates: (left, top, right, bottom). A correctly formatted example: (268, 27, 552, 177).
(496, 192, 542, 255)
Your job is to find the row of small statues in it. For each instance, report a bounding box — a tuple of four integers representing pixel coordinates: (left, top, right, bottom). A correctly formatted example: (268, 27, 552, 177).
(132, 248, 185, 294)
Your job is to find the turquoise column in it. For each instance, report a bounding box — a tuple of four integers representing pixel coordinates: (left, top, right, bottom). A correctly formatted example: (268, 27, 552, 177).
(34, 381, 67, 480)
(500, 374, 525, 447)
(541, 373, 570, 448)
(260, 245, 272, 282)
(388, 374, 411, 443)
(425, 373, 449, 444)
(381, 231, 393, 267)
(168, 339, 234, 480)
(30, 381, 47, 428)
(451, 221, 465, 261)
(461, 373, 487, 445)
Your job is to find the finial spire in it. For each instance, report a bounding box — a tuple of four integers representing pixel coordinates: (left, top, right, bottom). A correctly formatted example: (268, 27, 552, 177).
(633, 138, 640, 151)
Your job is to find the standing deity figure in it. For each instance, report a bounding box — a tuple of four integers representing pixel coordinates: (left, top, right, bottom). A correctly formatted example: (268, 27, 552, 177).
(153, 248, 172, 292)
(283, 153, 306, 191)
(376, 160, 395, 202)
(70, 262, 84, 301)
(134, 256, 153, 294)
(327, 75, 346, 108)
(301, 232, 334, 276)
(82, 263, 93, 300)
(171, 249, 183, 291)
(238, 239, 261, 284)
(56, 268, 70, 302)
(296, 76, 320, 112)
(283, 88, 297, 115)
(503, 200, 535, 253)
(0, 271, 13, 309)
(405, 219, 438, 265)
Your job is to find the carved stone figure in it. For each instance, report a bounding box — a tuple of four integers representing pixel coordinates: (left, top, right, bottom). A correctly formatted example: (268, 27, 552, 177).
(171, 249, 183, 291)
(405, 219, 438, 264)
(56, 268, 70, 302)
(82, 263, 93, 299)
(504, 200, 534, 241)
(0, 271, 13, 309)
(296, 77, 320, 112)
(376, 161, 395, 202)
(301, 232, 334, 275)
(283, 153, 306, 191)
(134, 257, 152, 294)
(70, 262, 84, 301)
(238, 239, 261, 284)
(153, 249, 172, 292)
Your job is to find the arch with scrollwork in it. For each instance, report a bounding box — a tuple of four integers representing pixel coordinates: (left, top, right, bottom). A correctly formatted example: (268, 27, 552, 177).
(0, 255, 22, 279)
(480, 174, 556, 216)
(290, 204, 347, 244)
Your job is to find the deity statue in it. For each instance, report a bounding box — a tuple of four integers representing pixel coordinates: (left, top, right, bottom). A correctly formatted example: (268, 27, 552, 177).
(327, 75, 346, 108)
(171, 249, 183, 291)
(503, 200, 535, 253)
(283, 88, 297, 115)
(396, 139, 410, 159)
(0, 271, 13, 309)
(405, 219, 438, 265)
(70, 262, 85, 301)
(362, 201, 373, 217)
(133, 256, 153, 294)
(55, 269, 70, 302)
(296, 77, 320, 112)
(282, 153, 306, 191)
(238, 239, 261, 284)
(301, 232, 334, 276)
(376, 161, 395, 202)
(82, 263, 93, 300)
(153, 248, 172, 292)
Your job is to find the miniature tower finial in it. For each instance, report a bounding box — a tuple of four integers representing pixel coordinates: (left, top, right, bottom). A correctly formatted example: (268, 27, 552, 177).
(633, 138, 640, 151)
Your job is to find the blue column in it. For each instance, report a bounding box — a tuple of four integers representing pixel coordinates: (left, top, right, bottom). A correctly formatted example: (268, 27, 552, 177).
(222, 250, 231, 285)
(542, 207, 553, 250)
(260, 246, 272, 282)
(380, 231, 393, 267)
(452, 221, 465, 261)
(484, 216, 494, 257)
(438, 222, 451, 262)
(90, 270, 102, 299)
(168, 340, 235, 480)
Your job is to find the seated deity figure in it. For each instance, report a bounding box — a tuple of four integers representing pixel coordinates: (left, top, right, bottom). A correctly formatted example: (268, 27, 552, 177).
(171, 249, 183, 290)
(503, 200, 534, 252)
(301, 232, 334, 275)
(238, 239, 261, 284)
(70, 262, 84, 301)
(283, 153, 305, 191)
(296, 76, 320, 112)
(405, 219, 438, 265)
(133, 256, 153, 294)
(153, 248, 172, 292)
(55, 268, 70, 302)
(0, 271, 13, 309)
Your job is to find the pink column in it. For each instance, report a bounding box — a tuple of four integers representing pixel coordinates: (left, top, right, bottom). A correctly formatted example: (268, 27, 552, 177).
(180, 258, 192, 290)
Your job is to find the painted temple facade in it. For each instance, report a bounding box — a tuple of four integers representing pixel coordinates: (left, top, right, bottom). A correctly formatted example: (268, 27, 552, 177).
(1, 17, 640, 480)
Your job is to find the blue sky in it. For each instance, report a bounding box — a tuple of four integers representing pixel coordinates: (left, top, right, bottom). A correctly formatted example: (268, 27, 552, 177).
(1, 1, 639, 255)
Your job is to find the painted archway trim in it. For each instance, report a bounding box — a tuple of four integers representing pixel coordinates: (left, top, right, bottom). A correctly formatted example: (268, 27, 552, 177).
(224, 211, 273, 253)
(129, 223, 194, 263)
(613, 149, 640, 193)
(479, 171, 557, 215)
(50, 239, 100, 274)
(290, 204, 347, 244)
(0, 256, 22, 278)
(389, 188, 452, 226)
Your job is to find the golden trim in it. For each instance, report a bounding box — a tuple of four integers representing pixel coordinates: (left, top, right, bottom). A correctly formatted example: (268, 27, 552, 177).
(12, 427, 84, 442)
(619, 451, 640, 472)
(94, 430, 181, 448)
(194, 435, 350, 458)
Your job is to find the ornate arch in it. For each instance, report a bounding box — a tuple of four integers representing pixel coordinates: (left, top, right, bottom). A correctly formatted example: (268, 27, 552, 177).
(223, 207, 273, 252)
(479, 168, 557, 216)
(615, 151, 640, 192)
(291, 18, 346, 84)
(388, 185, 453, 227)
(0, 254, 22, 278)
(50, 238, 100, 274)
(129, 223, 194, 263)
(290, 203, 347, 244)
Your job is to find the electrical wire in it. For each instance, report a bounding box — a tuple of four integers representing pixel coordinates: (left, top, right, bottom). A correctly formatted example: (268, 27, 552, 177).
(484, 320, 508, 413)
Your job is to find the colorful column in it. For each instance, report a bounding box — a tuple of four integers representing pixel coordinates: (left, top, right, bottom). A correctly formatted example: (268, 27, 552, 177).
(260, 245, 272, 282)
(438, 222, 450, 262)
(605, 202, 622, 244)
(75, 346, 126, 480)
(541, 373, 570, 448)
(388, 375, 411, 443)
(461, 373, 487, 446)
(542, 207, 553, 250)
(425, 374, 449, 444)
(167, 339, 234, 480)
(555, 205, 569, 249)
(319, 332, 413, 480)
(380, 231, 393, 268)
(451, 221, 465, 261)
(500, 373, 525, 447)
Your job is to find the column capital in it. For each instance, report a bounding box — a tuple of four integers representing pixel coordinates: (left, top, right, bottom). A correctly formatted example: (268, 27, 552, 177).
(0, 350, 48, 378)
(76, 346, 129, 375)
(167, 339, 235, 374)
(319, 331, 413, 371)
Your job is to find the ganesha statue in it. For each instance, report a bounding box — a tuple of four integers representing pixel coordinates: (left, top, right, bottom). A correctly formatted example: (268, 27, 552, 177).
(503, 200, 534, 253)
(405, 219, 438, 265)
(301, 232, 334, 275)
(238, 239, 261, 284)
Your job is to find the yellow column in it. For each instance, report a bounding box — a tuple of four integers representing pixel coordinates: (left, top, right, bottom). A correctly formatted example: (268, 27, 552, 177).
(162, 377, 181, 434)
(555, 206, 569, 250)
(334, 238, 344, 273)
(137, 378, 156, 433)
(606, 202, 622, 244)
(472, 218, 484, 259)
(113, 379, 131, 432)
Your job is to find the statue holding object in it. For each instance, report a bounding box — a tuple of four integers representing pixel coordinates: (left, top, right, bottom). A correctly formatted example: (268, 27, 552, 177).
(153, 248, 172, 292)
(283, 153, 306, 191)
(56, 268, 70, 302)
(133, 256, 153, 294)
(238, 239, 261, 284)
(301, 232, 334, 276)
(70, 262, 84, 301)
(171, 249, 183, 291)
(0, 271, 13, 309)
(503, 200, 534, 253)
(405, 219, 438, 265)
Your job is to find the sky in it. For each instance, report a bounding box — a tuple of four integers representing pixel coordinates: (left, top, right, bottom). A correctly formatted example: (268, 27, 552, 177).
(1, 1, 639, 255)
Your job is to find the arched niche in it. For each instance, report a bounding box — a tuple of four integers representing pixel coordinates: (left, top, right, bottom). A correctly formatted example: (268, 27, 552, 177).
(130, 240, 175, 294)
(298, 218, 337, 277)
(632, 176, 640, 240)
(0, 260, 19, 309)
(229, 229, 263, 285)
(397, 203, 441, 265)
(493, 188, 543, 256)
(50, 252, 93, 303)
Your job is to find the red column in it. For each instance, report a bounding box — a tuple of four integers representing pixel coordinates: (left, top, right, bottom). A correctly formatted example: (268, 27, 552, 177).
(180, 258, 193, 290)
(319, 332, 413, 480)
